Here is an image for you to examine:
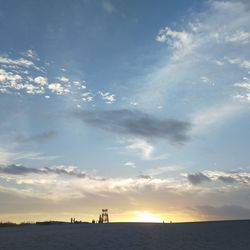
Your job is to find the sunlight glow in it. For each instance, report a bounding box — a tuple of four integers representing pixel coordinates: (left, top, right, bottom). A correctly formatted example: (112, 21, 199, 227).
(133, 211, 163, 223)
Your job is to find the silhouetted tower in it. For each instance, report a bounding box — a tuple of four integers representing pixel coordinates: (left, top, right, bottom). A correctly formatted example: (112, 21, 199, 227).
(101, 209, 109, 223)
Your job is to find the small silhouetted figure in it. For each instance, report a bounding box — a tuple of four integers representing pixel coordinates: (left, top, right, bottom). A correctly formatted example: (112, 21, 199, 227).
(98, 214, 103, 223)
(92, 219, 95, 224)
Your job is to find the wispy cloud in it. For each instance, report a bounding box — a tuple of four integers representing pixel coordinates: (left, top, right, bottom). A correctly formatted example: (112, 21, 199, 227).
(14, 131, 57, 144)
(56, 76, 70, 83)
(226, 57, 250, 70)
(127, 139, 154, 160)
(135, 0, 250, 114)
(98, 91, 116, 104)
(102, 0, 116, 14)
(0, 145, 58, 165)
(48, 83, 70, 95)
(234, 77, 250, 102)
(22, 50, 39, 60)
(191, 103, 243, 133)
(124, 162, 136, 168)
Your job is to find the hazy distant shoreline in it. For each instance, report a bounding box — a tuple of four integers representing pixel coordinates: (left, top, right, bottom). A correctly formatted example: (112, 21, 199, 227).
(0, 220, 249, 249)
(1, 219, 250, 227)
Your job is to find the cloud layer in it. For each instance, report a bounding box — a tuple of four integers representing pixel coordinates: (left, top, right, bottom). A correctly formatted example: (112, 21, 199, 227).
(187, 170, 250, 185)
(1, 163, 250, 222)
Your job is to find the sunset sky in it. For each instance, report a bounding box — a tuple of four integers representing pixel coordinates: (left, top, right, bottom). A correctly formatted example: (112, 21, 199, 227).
(0, 0, 250, 223)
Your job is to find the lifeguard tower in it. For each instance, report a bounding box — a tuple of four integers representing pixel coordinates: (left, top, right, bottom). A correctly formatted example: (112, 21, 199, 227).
(98, 209, 109, 223)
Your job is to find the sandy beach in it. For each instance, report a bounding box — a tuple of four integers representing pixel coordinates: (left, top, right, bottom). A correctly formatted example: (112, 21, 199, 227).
(0, 220, 249, 250)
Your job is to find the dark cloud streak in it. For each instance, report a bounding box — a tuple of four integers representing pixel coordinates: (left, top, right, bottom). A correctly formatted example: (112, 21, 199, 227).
(0, 164, 107, 180)
(218, 176, 236, 184)
(15, 130, 57, 144)
(187, 172, 211, 185)
(73, 109, 192, 143)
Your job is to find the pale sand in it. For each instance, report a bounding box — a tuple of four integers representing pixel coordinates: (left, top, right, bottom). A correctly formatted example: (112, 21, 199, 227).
(0, 220, 249, 249)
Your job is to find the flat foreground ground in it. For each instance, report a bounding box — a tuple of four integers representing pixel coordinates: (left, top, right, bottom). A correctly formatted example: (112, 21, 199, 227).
(0, 220, 249, 250)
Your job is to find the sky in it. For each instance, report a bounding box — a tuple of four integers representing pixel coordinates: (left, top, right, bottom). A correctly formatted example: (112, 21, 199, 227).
(0, 0, 250, 223)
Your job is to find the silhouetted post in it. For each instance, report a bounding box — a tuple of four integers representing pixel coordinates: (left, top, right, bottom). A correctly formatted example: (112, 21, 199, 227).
(98, 214, 103, 223)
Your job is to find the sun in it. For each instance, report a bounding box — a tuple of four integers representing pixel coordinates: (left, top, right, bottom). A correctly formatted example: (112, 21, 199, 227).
(133, 211, 163, 223)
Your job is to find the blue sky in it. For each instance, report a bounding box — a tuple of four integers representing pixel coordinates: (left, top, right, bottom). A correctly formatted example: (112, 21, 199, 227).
(0, 0, 250, 222)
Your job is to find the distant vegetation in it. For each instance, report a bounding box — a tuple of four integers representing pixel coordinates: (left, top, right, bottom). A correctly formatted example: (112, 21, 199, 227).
(0, 222, 18, 227)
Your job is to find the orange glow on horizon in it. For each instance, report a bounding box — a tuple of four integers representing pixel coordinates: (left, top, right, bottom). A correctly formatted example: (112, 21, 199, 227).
(0, 210, 201, 224)
(130, 211, 163, 223)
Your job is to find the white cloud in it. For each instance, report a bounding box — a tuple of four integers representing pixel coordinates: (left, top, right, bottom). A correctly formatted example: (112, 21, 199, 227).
(0, 69, 48, 94)
(0, 164, 178, 200)
(48, 83, 70, 95)
(0, 68, 22, 86)
(212, 60, 224, 66)
(82, 92, 91, 97)
(0, 55, 36, 68)
(98, 91, 116, 104)
(130, 102, 138, 106)
(124, 162, 136, 168)
(56, 76, 70, 83)
(0, 69, 45, 95)
(0, 161, 250, 222)
(156, 27, 193, 51)
(23, 50, 39, 60)
(234, 78, 250, 90)
(74, 81, 86, 89)
(226, 57, 250, 70)
(25, 84, 45, 94)
(224, 30, 250, 44)
(127, 139, 154, 160)
(0, 54, 93, 100)
(34, 76, 48, 85)
(234, 77, 250, 102)
(81, 92, 93, 102)
(200, 76, 213, 85)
